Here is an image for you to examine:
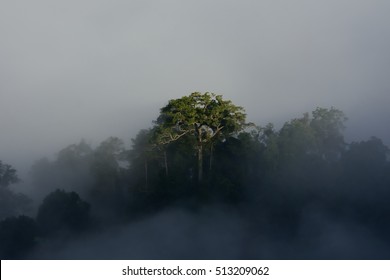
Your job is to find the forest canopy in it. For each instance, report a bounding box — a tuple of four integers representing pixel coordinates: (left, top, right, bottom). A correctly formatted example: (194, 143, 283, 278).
(1, 92, 390, 259)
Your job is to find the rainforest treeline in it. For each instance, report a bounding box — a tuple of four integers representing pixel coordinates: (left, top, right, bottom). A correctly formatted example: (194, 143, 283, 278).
(1, 93, 390, 259)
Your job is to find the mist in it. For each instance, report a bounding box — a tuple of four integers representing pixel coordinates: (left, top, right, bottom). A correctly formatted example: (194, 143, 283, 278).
(26, 205, 390, 260)
(1, 0, 390, 260)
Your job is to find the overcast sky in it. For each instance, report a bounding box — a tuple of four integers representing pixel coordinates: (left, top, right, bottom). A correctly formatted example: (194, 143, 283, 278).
(1, 0, 390, 175)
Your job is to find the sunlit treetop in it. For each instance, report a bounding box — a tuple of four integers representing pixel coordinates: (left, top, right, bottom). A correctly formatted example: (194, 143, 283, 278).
(152, 92, 248, 182)
(154, 92, 247, 146)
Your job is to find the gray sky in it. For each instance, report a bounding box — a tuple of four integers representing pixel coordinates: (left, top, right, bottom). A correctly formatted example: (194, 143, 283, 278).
(1, 0, 390, 175)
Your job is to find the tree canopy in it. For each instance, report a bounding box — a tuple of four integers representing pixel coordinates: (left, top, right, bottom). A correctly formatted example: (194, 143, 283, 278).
(0, 161, 20, 188)
(36, 189, 90, 235)
(3, 95, 390, 259)
(153, 92, 247, 182)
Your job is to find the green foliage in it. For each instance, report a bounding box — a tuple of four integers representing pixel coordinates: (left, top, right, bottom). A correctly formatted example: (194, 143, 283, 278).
(310, 107, 347, 161)
(211, 133, 261, 200)
(154, 92, 247, 182)
(31, 141, 95, 201)
(4, 102, 390, 259)
(0, 188, 32, 221)
(0, 160, 20, 187)
(155, 92, 246, 144)
(344, 137, 388, 170)
(36, 189, 90, 235)
(342, 137, 390, 190)
(0, 215, 37, 259)
(57, 140, 93, 168)
(263, 108, 347, 196)
(91, 137, 125, 191)
(31, 138, 131, 209)
(0, 161, 32, 221)
(276, 108, 347, 163)
(278, 112, 316, 162)
(257, 123, 280, 172)
(28, 105, 387, 216)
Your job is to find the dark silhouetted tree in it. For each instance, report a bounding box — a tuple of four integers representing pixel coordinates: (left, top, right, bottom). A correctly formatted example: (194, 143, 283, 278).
(31, 141, 94, 202)
(0, 188, 32, 220)
(310, 107, 347, 161)
(91, 137, 126, 192)
(36, 189, 90, 235)
(0, 161, 32, 220)
(0, 160, 20, 187)
(0, 215, 37, 259)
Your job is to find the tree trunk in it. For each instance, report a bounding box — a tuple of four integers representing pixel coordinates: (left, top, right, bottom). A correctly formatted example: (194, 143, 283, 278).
(209, 145, 213, 172)
(198, 144, 203, 183)
(144, 158, 148, 190)
(164, 150, 168, 177)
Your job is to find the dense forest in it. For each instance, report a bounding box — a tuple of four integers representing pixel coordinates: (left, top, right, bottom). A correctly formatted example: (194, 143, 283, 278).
(1, 92, 390, 259)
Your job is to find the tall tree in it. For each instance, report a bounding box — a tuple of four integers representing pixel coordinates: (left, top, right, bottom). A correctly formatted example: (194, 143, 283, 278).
(129, 129, 156, 191)
(154, 92, 247, 182)
(0, 215, 37, 259)
(31, 141, 94, 201)
(91, 137, 125, 192)
(0, 161, 32, 221)
(0, 161, 20, 188)
(310, 107, 347, 161)
(36, 189, 90, 235)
